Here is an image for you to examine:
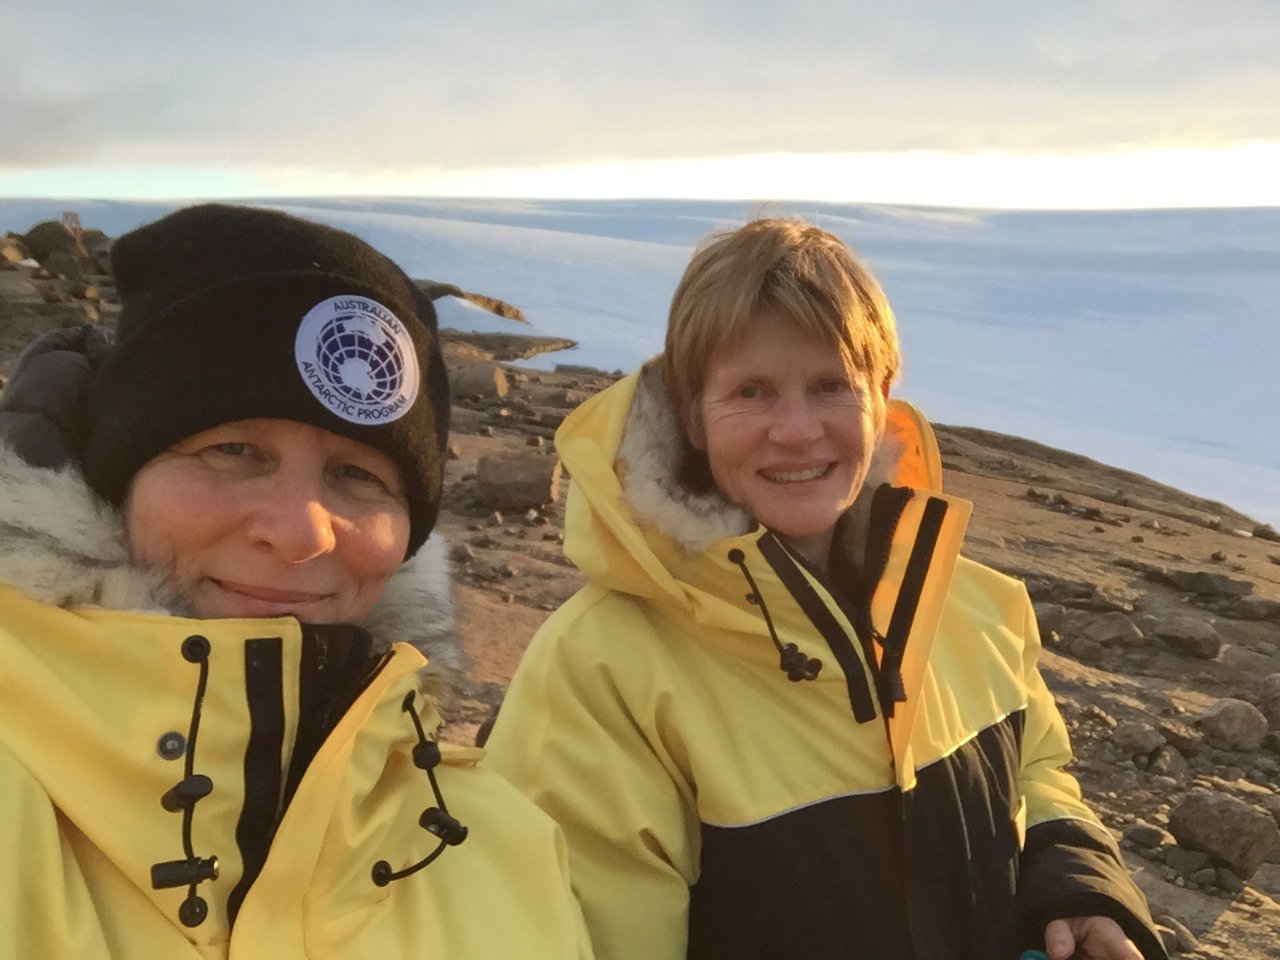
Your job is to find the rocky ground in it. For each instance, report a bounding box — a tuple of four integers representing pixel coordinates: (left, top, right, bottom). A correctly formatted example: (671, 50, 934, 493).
(5, 219, 1280, 958)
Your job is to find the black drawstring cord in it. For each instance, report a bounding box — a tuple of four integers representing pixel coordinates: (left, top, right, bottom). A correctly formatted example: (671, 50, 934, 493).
(371, 692, 469, 887)
(727, 549, 822, 682)
(151, 635, 220, 928)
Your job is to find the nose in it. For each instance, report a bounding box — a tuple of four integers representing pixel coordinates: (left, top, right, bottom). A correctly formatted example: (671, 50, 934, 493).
(248, 491, 339, 563)
(767, 394, 823, 447)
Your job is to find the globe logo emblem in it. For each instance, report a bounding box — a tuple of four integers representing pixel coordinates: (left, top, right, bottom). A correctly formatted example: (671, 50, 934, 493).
(316, 313, 404, 404)
(295, 295, 419, 424)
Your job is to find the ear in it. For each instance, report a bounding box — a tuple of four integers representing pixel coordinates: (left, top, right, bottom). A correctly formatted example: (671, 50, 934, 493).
(684, 402, 707, 452)
(880, 378, 891, 401)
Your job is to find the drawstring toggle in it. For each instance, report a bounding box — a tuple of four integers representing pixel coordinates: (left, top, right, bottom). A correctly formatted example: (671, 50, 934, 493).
(728, 548, 822, 682)
(370, 692, 468, 887)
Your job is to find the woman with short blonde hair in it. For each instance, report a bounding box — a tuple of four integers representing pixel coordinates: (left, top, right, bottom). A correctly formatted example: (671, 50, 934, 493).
(489, 217, 1165, 960)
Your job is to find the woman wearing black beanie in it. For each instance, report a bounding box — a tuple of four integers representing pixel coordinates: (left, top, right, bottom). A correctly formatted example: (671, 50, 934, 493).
(0, 204, 589, 959)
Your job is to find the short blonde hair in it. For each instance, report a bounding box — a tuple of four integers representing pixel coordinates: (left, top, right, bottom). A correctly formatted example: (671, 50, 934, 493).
(663, 218, 900, 430)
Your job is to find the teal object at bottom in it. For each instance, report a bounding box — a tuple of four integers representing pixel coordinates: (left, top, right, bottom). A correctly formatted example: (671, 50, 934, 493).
(1019, 953, 1051, 960)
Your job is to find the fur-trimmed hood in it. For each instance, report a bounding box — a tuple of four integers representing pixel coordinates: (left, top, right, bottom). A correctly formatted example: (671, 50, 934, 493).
(0, 441, 464, 695)
(555, 358, 944, 604)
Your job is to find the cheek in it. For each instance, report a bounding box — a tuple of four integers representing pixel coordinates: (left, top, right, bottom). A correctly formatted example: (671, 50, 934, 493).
(125, 471, 231, 572)
(126, 484, 187, 568)
(349, 511, 412, 586)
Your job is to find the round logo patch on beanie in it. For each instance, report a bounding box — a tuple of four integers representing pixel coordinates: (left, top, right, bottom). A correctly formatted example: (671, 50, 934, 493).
(295, 295, 420, 423)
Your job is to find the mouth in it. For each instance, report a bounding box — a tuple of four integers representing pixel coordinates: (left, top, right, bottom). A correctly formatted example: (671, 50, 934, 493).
(762, 463, 833, 484)
(207, 579, 334, 616)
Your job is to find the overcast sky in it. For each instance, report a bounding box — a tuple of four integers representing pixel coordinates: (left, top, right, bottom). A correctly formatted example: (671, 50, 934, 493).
(5, 1, 1280, 203)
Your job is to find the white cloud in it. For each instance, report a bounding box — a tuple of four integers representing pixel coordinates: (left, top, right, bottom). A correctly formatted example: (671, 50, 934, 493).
(4, 0, 1280, 171)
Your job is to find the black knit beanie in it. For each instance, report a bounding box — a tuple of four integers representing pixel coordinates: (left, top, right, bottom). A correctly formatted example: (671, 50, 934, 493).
(82, 203, 450, 558)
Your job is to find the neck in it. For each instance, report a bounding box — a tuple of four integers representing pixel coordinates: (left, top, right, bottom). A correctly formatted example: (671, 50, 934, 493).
(780, 528, 835, 574)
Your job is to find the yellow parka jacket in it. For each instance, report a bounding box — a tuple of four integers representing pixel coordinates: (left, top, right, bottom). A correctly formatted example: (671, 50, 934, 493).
(487, 362, 1165, 960)
(0, 446, 590, 960)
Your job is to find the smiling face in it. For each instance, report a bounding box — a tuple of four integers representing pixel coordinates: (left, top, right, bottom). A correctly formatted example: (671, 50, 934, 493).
(691, 310, 887, 567)
(126, 418, 410, 622)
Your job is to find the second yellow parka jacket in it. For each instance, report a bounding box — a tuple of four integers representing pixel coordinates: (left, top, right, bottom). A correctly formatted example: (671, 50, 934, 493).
(487, 361, 1166, 960)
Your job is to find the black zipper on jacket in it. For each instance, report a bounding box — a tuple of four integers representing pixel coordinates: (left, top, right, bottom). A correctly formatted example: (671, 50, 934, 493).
(757, 532, 878, 723)
(226, 626, 381, 926)
(225, 637, 286, 926)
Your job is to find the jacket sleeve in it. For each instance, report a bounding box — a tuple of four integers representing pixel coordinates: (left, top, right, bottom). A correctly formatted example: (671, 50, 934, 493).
(0, 742, 107, 960)
(1015, 597, 1170, 959)
(484, 598, 699, 960)
(0, 324, 109, 469)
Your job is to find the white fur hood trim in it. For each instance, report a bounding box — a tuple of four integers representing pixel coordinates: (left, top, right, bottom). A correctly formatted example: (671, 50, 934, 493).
(0, 442, 463, 694)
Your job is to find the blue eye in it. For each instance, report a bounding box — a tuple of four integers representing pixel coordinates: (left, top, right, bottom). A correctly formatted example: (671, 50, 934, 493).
(214, 442, 251, 456)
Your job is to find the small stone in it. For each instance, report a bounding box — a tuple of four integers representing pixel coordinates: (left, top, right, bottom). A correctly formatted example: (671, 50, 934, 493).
(1083, 611, 1144, 647)
(1032, 602, 1066, 635)
(1216, 867, 1245, 893)
(449, 544, 476, 563)
(526, 435, 545, 447)
(1149, 745, 1191, 780)
(447, 443, 462, 460)
(1153, 914, 1198, 953)
(1191, 866, 1218, 886)
(1130, 535, 1144, 543)
(1067, 636, 1104, 662)
(1211, 550, 1228, 562)
(1259, 673, 1280, 728)
(1112, 721, 1166, 758)
(487, 511, 504, 526)
(1123, 822, 1172, 849)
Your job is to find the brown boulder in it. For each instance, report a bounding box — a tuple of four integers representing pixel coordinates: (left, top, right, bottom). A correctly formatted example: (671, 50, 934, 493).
(1154, 614, 1222, 659)
(1196, 697, 1269, 751)
(21, 221, 88, 264)
(1168, 788, 1280, 879)
(451, 362, 510, 401)
(475, 454, 563, 512)
(1, 235, 28, 265)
